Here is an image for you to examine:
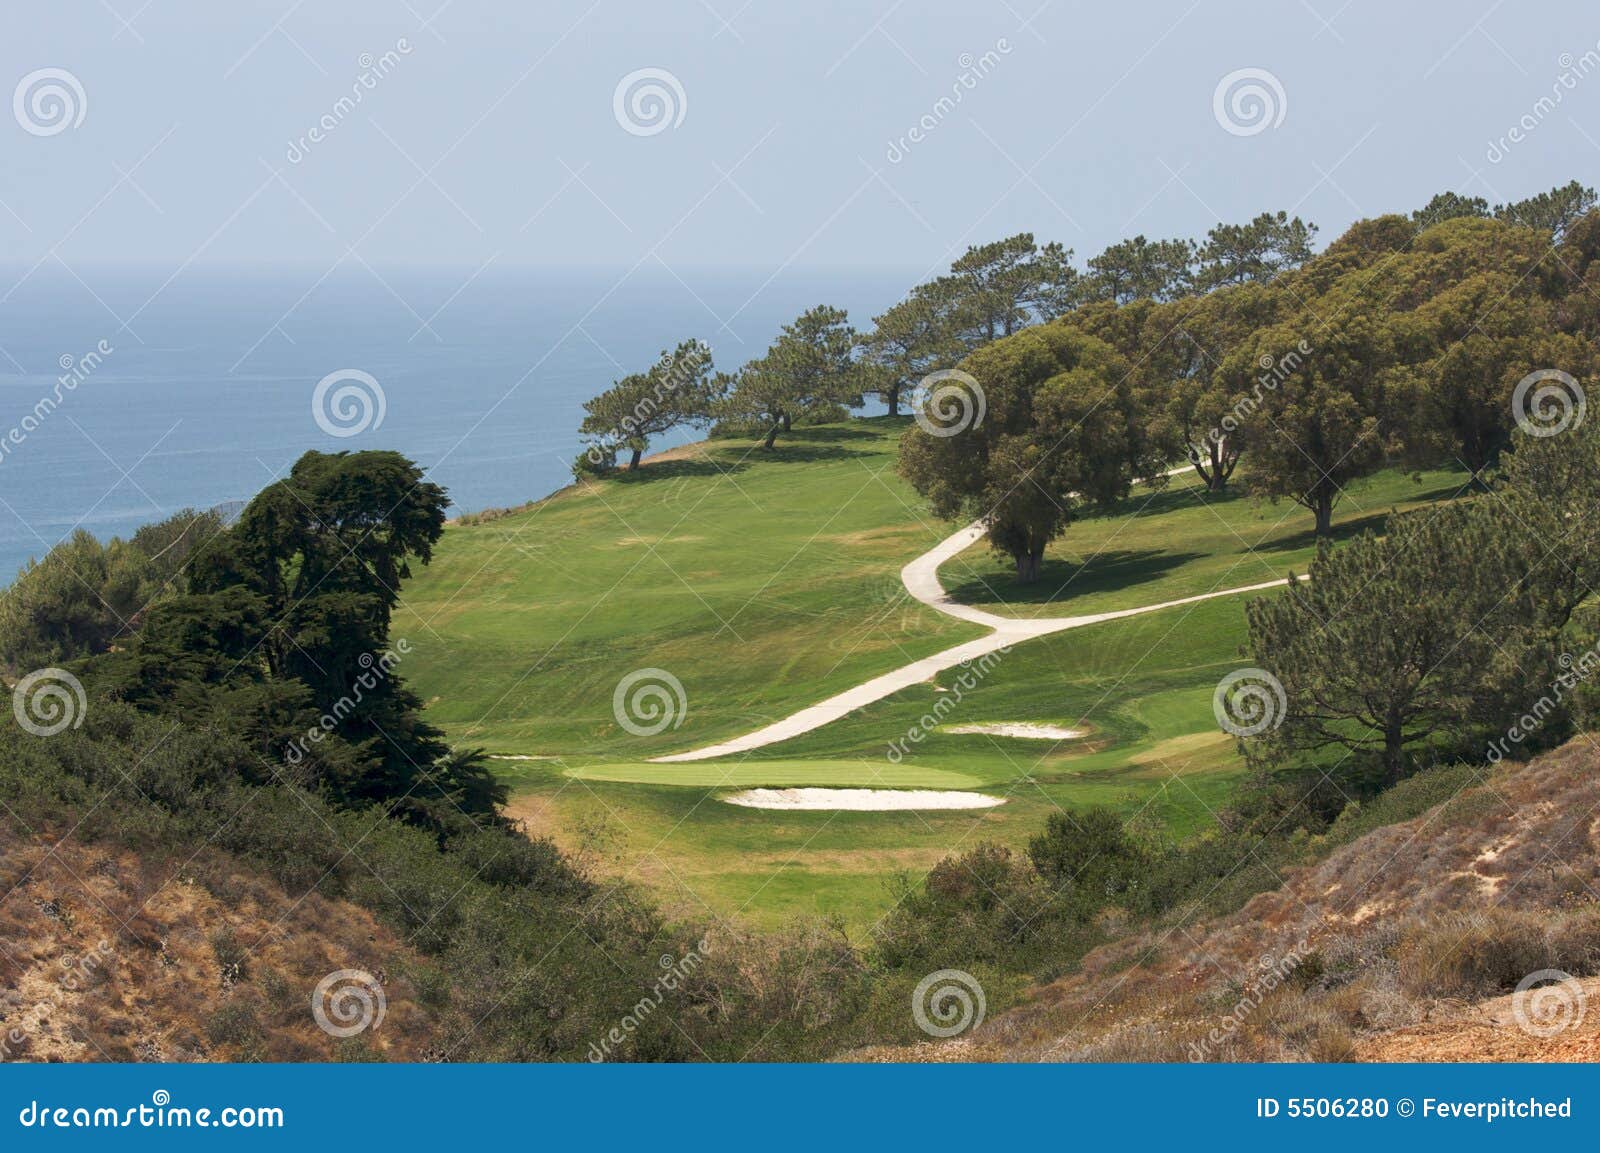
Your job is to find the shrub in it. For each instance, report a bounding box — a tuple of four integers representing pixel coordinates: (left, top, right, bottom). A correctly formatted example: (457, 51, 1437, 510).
(571, 444, 615, 480)
(1395, 911, 1552, 997)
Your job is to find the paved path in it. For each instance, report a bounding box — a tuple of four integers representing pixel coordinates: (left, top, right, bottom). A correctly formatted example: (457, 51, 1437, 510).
(650, 517, 1298, 763)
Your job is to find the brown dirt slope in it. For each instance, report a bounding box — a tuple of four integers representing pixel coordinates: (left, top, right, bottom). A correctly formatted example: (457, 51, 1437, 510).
(862, 738, 1600, 1063)
(0, 829, 439, 1062)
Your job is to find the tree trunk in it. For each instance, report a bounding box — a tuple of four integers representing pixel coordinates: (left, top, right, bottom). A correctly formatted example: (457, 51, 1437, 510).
(1014, 547, 1044, 584)
(627, 447, 643, 471)
(762, 422, 780, 451)
(780, 411, 791, 431)
(886, 386, 900, 417)
(1312, 490, 1334, 539)
(1382, 717, 1406, 786)
(1207, 440, 1236, 491)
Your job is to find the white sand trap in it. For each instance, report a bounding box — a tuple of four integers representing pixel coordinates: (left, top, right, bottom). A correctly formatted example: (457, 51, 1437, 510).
(941, 722, 1085, 740)
(722, 787, 1005, 812)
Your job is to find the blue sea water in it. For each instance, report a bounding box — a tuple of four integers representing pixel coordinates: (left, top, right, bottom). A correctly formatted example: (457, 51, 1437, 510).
(0, 264, 914, 584)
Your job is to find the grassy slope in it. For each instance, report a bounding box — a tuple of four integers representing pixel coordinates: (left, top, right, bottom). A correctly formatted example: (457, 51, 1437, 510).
(942, 465, 1469, 617)
(400, 419, 1469, 929)
(397, 420, 982, 756)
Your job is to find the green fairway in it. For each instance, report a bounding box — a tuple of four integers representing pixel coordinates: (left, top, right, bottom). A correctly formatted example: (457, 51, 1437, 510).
(396, 419, 982, 756)
(563, 759, 991, 789)
(940, 465, 1472, 617)
(400, 419, 1469, 929)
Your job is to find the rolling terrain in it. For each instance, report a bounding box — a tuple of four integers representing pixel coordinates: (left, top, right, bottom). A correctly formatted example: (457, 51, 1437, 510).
(398, 418, 1468, 926)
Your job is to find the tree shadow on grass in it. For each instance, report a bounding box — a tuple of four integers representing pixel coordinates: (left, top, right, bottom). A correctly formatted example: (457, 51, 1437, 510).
(1253, 481, 1472, 555)
(941, 547, 1209, 607)
(616, 428, 880, 482)
(1089, 480, 1248, 522)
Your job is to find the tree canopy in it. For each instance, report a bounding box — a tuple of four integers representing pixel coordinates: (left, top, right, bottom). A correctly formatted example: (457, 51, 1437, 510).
(579, 339, 718, 470)
(899, 325, 1160, 582)
(84, 450, 503, 831)
(724, 305, 861, 449)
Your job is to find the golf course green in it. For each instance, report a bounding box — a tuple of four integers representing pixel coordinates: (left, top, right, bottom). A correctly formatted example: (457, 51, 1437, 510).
(397, 418, 1466, 928)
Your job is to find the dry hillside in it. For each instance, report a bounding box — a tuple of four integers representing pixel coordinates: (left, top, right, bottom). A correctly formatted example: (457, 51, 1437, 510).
(857, 739, 1600, 1062)
(0, 829, 439, 1062)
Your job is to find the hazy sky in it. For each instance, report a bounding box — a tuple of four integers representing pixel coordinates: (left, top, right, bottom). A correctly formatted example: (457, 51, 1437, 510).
(3, 0, 1599, 277)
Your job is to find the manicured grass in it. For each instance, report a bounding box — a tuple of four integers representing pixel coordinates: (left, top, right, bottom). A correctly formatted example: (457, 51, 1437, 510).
(401, 420, 1469, 929)
(940, 465, 1471, 617)
(565, 759, 990, 789)
(501, 596, 1269, 930)
(397, 419, 982, 756)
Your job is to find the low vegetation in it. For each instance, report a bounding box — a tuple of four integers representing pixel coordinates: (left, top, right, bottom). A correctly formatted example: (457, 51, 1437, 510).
(5, 179, 1600, 1062)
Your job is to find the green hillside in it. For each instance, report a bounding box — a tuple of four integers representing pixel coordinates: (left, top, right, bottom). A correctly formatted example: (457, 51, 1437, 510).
(397, 419, 1467, 927)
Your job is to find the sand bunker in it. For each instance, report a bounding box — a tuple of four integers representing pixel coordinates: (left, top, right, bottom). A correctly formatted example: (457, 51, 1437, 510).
(941, 722, 1084, 740)
(722, 788, 1005, 811)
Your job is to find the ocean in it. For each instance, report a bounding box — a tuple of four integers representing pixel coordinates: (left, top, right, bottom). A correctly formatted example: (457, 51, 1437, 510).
(0, 264, 915, 584)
